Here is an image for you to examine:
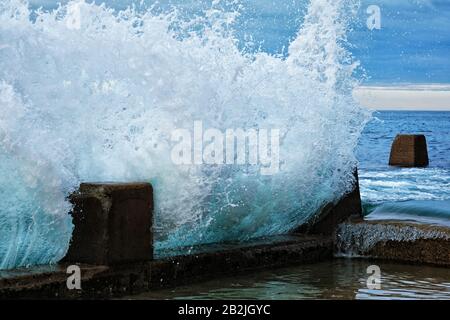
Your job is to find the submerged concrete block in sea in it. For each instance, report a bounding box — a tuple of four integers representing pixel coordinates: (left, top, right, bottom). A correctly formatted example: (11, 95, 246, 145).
(389, 134, 429, 167)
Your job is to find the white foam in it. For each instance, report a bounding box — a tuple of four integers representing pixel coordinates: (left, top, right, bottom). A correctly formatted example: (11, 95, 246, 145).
(0, 0, 368, 269)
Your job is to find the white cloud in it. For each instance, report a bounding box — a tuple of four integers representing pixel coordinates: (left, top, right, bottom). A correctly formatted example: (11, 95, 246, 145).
(354, 84, 450, 110)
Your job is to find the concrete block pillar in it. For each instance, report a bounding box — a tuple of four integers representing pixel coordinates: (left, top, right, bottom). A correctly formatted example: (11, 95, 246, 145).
(64, 183, 153, 265)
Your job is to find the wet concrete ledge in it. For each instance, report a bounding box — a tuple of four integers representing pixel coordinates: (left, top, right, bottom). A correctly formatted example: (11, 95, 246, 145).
(336, 219, 450, 267)
(0, 234, 332, 299)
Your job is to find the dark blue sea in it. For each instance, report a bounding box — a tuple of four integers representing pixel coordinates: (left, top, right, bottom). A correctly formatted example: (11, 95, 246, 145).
(357, 111, 450, 226)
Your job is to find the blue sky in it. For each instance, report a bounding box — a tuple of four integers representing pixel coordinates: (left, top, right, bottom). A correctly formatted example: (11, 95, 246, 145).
(25, 0, 450, 85)
(352, 0, 450, 84)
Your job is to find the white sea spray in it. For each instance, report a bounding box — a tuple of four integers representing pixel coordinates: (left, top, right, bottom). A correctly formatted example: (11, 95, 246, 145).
(0, 0, 369, 269)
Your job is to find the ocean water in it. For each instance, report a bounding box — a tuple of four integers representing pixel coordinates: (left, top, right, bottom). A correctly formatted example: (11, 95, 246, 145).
(357, 111, 450, 226)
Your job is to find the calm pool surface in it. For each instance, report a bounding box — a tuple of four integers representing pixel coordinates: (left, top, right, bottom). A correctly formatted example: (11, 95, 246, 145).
(130, 259, 450, 300)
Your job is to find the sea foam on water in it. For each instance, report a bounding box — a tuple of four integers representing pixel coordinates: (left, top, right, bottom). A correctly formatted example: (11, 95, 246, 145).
(0, 0, 370, 269)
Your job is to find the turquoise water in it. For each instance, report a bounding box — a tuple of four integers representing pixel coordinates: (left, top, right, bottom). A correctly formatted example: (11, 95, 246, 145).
(357, 111, 450, 227)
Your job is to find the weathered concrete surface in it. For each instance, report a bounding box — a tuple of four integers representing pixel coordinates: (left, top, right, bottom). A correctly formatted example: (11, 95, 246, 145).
(389, 134, 429, 167)
(336, 220, 450, 266)
(151, 235, 332, 288)
(295, 169, 363, 235)
(64, 183, 153, 265)
(0, 235, 332, 299)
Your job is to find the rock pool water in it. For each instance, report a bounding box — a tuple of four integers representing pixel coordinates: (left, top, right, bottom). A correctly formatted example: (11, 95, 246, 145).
(130, 259, 450, 300)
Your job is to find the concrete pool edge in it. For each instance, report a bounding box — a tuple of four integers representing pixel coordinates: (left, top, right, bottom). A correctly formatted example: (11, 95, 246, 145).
(3, 219, 448, 299)
(336, 219, 450, 267)
(0, 234, 333, 299)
